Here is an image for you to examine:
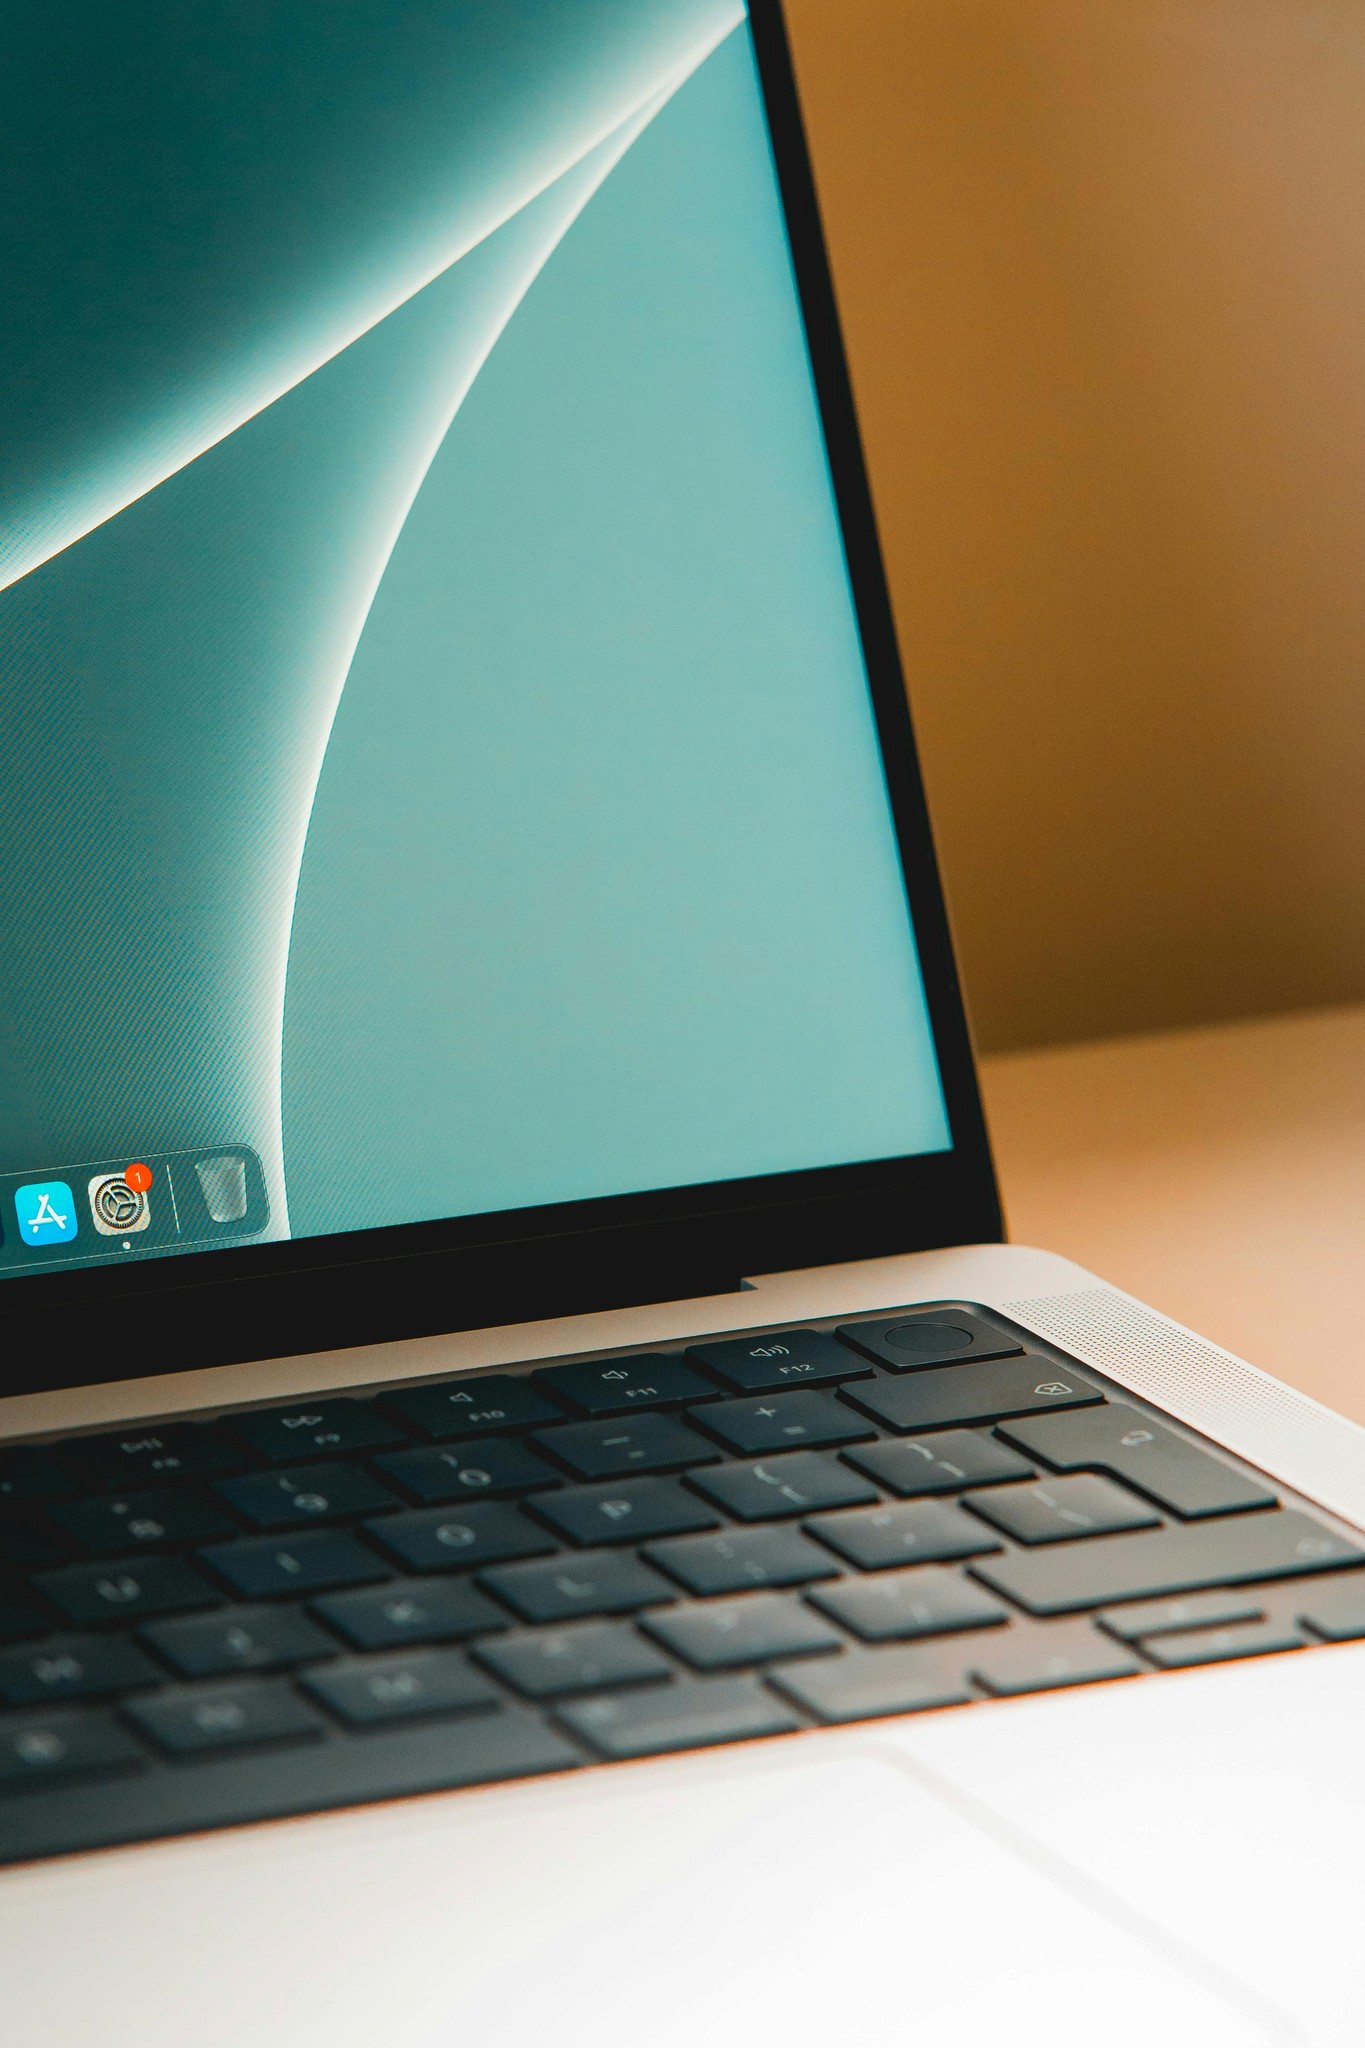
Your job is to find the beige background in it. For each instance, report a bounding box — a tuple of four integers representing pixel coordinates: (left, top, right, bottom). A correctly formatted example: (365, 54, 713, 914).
(786, 0, 1365, 1053)
(780, 3, 1365, 1419)
(980, 1004, 1365, 1423)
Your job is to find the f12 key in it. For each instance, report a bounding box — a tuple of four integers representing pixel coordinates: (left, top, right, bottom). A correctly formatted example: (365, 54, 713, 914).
(686, 1332, 871, 1394)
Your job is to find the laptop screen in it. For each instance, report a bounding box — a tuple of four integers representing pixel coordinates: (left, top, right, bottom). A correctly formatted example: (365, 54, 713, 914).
(0, 3, 951, 1284)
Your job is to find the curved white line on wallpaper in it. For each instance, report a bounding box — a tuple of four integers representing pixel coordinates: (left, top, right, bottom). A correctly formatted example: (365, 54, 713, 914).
(0, 7, 745, 603)
(265, 29, 739, 1235)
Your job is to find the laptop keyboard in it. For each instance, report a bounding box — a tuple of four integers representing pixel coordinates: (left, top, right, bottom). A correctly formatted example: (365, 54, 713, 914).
(3, 1302, 1363, 1864)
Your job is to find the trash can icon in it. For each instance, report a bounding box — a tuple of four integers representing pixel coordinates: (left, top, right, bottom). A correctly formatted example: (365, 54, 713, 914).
(194, 1154, 248, 1224)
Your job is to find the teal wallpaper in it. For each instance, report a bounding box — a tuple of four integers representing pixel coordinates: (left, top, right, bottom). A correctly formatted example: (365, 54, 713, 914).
(0, 5, 948, 1274)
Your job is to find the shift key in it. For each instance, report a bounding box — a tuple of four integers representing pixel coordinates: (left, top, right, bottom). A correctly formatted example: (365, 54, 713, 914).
(975, 1509, 1365, 1616)
(842, 1358, 1105, 1435)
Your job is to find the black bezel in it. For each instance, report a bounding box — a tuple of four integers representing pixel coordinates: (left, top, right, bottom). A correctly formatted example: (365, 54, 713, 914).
(1, 0, 1001, 1398)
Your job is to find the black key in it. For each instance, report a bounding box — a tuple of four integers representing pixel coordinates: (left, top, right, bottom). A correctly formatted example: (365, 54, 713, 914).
(965, 1475, 1161, 1546)
(201, 1529, 388, 1600)
(970, 1623, 1143, 1695)
(533, 1478, 717, 1548)
(75, 1424, 245, 1487)
(844, 1430, 1034, 1497)
(997, 1407, 1278, 1520)
(369, 1503, 555, 1575)
(142, 1604, 336, 1678)
(482, 1549, 674, 1624)
(643, 1593, 840, 1670)
(127, 1679, 324, 1755)
(228, 1399, 408, 1465)
(1141, 1621, 1303, 1669)
(315, 1577, 508, 1651)
(1097, 1591, 1266, 1642)
(477, 1621, 672, 1698)
(645, 1526, 839, 1597)
(0, 1445, 82, 1502)
(686, 1331, 872, 1394)
(533, 1414, 719, 1481)
(771, 1644, 972, 1722)
(557, 1675, 799, 1758)
(837, 1311, 1024, 1372)
(214, 1463, 401, 1531)
(384, 1375, 564, 1441)
(0, 1708, 146, 1791)
(0, 1592, 48, 1644)
(0, 1707, 577, 1863)
(973, 1508, 1364, 1616)
(843, 1360, 1104, 1436)
(1299, 1577, 1365, 1642)
(50, 1488, 235, 1555)
(0, 1633, 160, 1707)
(376, 1439, 559, 1505)
(695, 1391, 874, 1457)
(34, 1554, 218, 1627)
(303, 1648, 501, 1727)
(806, 1500, 1001, 1571)
(809, 1565, 1007, 1642)
(0, 1505, 73, 1572)
(384, 1376, 564, 1441)
(688, 1453, 879, 1523)
(533, 1356, 714, 1417)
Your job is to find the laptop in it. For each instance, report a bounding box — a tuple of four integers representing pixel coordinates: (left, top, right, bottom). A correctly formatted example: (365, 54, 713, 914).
(3, 2, 1365, 2038)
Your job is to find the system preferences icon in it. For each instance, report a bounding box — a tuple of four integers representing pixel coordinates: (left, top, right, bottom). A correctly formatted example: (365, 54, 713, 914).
(88, 1172, 151, 1236)
(15, 1180, 78, 1246)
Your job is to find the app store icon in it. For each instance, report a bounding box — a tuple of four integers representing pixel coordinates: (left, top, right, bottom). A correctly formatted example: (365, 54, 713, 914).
(16, 1180, 78, 1246)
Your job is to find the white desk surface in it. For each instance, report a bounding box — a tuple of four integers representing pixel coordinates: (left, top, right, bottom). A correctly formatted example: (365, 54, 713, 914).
(981, 1002, 1365, 1427)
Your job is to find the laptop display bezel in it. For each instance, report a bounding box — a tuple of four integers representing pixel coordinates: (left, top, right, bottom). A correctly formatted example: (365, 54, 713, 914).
(1, 0, 1001, 1396)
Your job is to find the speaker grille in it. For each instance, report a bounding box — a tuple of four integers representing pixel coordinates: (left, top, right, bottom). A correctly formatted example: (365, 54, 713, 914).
(1002, 1286, 1365, 1530)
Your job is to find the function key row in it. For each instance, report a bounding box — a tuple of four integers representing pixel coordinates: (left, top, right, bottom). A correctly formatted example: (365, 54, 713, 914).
(0, 1320, 1053, 1539)
(0, 1311, 1005, 1493)
(0, 1309, 1047, 1510)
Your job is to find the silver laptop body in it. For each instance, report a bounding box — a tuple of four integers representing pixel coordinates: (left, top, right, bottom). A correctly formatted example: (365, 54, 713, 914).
(2, 6, 1363, 2040)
